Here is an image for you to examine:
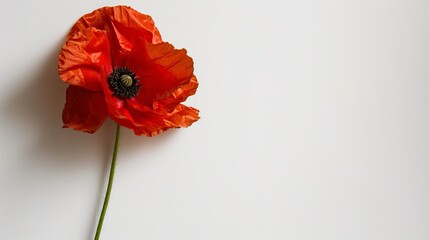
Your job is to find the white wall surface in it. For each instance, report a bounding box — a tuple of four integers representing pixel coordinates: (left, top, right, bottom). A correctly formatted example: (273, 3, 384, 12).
(1, 0, 428, 239)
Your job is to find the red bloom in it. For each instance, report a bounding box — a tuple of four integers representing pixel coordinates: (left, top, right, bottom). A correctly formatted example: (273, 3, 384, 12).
(58, 6, 199, 136)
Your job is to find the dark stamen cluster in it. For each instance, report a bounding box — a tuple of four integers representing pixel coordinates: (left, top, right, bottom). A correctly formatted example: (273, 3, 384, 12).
(108, 67, 141, 99)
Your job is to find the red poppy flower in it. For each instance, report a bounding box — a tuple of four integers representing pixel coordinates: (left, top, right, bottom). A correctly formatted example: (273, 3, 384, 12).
(58, 6, 199, 136)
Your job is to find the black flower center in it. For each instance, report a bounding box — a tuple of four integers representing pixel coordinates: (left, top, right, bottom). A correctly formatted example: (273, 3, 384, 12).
(108, 67, 141, 99)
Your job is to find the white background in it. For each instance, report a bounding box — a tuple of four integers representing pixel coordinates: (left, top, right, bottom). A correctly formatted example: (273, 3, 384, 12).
(1, 0, 428, 239)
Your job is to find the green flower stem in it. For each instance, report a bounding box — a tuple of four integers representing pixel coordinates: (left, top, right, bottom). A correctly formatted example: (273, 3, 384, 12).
(94, 124, 121, 240)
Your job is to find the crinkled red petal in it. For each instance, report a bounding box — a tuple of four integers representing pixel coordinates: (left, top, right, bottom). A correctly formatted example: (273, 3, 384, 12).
(68, 6, 162, 44)
(127, 103, 200, 137)
(62, 85, 108, 133)
(153, 75, 198, 114)
(58, 27, 112, 91)
(163, 104, 200, 128)
(125, 41, 195, 109)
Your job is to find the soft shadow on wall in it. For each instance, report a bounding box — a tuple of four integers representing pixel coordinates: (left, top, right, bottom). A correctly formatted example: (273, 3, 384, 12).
(0, 38, 118, 239)
(2, 39, 116, 167)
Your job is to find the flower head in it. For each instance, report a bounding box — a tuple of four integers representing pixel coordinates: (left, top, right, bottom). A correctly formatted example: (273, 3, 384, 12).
(58, 6, 199, 136)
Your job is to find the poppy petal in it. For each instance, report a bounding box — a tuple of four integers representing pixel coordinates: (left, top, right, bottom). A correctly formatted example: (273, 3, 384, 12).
(153, 75, 199, 114)
(163, 104, 200, 128)
(124, 41, 195, 108)
(107, 17, 161, 68)
(68, 6, 162, 44)
(62, 85, 108, 133)
(58, 27, 112, 91)
(125, 101, 200, 137)
(126, 107, 168, 137)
